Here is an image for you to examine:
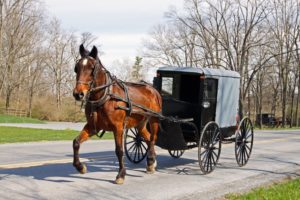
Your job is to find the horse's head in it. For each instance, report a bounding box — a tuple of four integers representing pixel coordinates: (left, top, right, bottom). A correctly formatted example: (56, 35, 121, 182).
(73, 44, 99, 101)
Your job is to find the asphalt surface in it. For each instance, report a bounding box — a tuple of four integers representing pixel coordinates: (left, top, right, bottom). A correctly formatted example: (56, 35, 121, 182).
(0, 124, 300, 200)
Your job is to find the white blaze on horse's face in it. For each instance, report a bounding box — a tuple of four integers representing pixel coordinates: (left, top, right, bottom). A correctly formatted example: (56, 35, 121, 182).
(82, 58, 88, 66)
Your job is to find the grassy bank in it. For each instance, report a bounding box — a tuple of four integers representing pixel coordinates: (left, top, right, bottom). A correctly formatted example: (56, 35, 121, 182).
(0, 126, 113, 144)
(0, 114, 44, 124)
(226, 177, 300, 200)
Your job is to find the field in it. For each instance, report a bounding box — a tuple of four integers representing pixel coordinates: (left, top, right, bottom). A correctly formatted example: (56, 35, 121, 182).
(0, 126, 113, 144)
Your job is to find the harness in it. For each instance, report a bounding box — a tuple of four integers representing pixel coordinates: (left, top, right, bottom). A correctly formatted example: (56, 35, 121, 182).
(76, 57, 135, 136)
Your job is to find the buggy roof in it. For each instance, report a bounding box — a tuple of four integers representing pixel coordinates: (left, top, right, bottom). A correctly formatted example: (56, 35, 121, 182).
(157, 66, 240, 78)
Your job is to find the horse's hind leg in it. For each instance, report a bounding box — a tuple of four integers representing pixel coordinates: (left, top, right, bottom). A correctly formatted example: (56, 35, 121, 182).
(73, 124, 92, 174)
(146, 119, 159, 174)
(113, 126, 126, 184)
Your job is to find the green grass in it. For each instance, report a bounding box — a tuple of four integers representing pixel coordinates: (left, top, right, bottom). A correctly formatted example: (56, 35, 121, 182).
(0, 114, 44, 123)
(0, 126, 113, 144)
(226, 177, 300, 200)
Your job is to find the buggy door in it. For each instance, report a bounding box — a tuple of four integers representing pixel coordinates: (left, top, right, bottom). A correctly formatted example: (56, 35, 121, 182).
(200, 78, 218, 128)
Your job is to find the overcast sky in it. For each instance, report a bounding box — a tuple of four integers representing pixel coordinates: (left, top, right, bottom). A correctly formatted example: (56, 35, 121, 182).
(44, 0, 184, 66)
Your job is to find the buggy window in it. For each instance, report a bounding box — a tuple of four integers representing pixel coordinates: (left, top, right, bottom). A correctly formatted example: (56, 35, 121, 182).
(161, 77, 173, 95)
(203, 79, 218, 100)
(179, 75, 200, 103)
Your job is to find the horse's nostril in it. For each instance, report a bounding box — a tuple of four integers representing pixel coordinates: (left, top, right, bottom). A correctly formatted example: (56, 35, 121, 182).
(79, 92, 84, 99)
(73, 91, 84, 101)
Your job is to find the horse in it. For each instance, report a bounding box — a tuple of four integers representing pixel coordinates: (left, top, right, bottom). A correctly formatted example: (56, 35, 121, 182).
(72, 44, 162, 184)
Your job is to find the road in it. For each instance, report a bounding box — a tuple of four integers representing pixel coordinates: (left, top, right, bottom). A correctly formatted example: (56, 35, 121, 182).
(0, 128, 300, 200)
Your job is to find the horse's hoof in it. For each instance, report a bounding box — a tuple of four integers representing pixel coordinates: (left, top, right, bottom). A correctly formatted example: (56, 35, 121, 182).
(146, 160, 157, 174)
(79, 164, 87, 174)
(115, 178, 124, 185)
(146, 166, 155, 174)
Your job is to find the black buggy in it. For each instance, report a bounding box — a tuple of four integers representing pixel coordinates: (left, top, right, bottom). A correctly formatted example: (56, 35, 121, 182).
(124, 67, 254, 174)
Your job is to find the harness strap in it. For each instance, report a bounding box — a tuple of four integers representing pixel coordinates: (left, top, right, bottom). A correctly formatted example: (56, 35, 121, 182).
(86, 72, 112, 107)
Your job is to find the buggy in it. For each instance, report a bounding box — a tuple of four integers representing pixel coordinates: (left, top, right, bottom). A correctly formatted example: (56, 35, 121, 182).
(124, 67, 254, 174)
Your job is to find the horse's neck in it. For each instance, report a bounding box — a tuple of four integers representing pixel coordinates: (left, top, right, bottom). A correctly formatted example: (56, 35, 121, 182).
(91, 70, 107, 100)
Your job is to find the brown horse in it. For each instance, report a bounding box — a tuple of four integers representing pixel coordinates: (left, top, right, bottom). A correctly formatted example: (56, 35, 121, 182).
(72, 44, 162, 184)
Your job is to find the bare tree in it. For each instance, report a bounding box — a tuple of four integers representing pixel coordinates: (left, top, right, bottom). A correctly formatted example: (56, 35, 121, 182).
(268, 0, 300, 127)
(44, 18, 77, 108)
(0, 0, 45, 109)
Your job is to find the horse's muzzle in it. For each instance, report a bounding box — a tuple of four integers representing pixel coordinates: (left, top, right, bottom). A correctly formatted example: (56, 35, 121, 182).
(73, 91, 85, 101)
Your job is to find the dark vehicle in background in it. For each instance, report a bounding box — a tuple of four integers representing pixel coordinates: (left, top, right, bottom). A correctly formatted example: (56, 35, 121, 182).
(256, 113, 276, 127)
(256, 113, 291, 128)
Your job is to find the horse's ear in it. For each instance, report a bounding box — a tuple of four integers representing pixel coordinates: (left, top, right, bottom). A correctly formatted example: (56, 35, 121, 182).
(89, 46, 98, 59)
(79, 44, 88, 57)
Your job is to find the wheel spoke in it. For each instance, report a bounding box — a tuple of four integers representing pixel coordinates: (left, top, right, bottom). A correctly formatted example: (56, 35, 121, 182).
(245, 143, 252, 152)
(211, 151, 216, 166)
(202, 151, 209, 164)
(208, 153, 212, 171)
(246, 132, 253, 140)
(133, 146, 138, 161)
(127, 142, 136, 152)
(238, 149, 242, 164)
(141, 142, 147, 152)
(241, 147, 245, 165)
(127, 135, 135, 139)
(139, 145, 144, 157)
(200, 149, 208, 157)
(129, 129, 137, 136)
(130, 145, 136, 157)
(244, 146, 250, 160)
(126, 140, 135, 145)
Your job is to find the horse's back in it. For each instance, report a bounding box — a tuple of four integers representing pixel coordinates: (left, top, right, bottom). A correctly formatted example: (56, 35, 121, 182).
(126, 82, 162, 112)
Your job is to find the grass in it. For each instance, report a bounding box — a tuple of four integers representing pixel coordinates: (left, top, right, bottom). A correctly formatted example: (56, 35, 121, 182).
(0, 114, 44, 124)
(253, 125, 300, 130)
(0, 126, 113, 144)
(226, 177, 300, 200)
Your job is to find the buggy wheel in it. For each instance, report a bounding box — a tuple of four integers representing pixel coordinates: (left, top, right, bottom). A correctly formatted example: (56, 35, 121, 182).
(124, 128, 148, 163)
(235, 117, 254, 167)
(198, 122, 221, 174)
(168, 149, 185, 158)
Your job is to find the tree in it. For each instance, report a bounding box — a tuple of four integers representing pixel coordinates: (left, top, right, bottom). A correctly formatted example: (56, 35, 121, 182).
(131, 56, 143, 81)
(44, 18, 77, 108)
(0, 0, 44, 109)
(268, 0, 300, 127)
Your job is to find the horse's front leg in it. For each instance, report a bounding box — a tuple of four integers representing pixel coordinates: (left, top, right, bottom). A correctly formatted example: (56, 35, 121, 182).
(113, 127, 126, 184)
(73, 124, 93, 174)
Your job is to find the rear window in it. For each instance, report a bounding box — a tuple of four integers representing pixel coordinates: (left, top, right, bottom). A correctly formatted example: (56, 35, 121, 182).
(161, 77, 173, 96)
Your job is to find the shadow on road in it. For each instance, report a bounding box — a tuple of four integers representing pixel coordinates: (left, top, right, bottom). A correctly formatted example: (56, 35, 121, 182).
(0, 151, 198, 184)
(219, 155, 300, 177)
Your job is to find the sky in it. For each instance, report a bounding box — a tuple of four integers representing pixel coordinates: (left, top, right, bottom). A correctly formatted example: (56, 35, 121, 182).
(44, 0, 185, 67)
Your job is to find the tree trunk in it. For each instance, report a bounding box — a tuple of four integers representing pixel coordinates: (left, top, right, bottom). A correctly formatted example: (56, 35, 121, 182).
(289, 77, 297, 127)
(28, 88, 33, 118)
(296, 74, 300, 127)
(5, 87, 12, 109)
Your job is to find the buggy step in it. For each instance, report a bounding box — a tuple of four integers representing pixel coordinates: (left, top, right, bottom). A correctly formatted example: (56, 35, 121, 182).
(178, 118, 194, 122)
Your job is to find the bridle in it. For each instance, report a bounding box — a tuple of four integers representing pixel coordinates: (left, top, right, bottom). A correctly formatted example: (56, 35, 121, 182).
(75, 56, 115, 107)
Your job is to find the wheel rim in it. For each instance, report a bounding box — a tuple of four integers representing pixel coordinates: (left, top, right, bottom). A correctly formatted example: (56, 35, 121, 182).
(198, 122, 221, 174)
(168, 149, 185, 158)
(124, 128, 148, 163)
(235, 117, 254, 167)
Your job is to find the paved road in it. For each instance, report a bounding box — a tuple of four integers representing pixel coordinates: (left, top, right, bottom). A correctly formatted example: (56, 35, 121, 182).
(0, 129, 300, 200)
